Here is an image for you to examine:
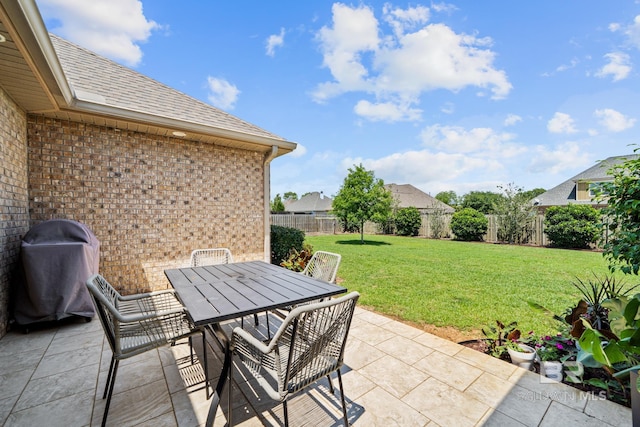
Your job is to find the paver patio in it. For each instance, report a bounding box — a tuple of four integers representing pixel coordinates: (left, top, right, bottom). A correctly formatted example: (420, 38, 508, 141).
(0, 307, 631, 426)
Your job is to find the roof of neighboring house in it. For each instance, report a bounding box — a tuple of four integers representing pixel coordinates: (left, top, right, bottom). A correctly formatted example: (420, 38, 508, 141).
(285, 192, 333, 213)
(0, 0, 296, 157)
(534, 154, 639, 207)
(385, 184, 455, 213)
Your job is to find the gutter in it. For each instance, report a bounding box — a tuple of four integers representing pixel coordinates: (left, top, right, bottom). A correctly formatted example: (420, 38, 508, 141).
(263, 146, 278, 262)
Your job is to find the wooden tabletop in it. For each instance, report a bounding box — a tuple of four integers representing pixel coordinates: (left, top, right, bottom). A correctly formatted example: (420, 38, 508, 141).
(164, 261, 347, 326)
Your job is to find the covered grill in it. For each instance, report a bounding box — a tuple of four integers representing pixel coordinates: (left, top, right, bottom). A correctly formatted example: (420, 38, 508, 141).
(13, 219, 99, 326)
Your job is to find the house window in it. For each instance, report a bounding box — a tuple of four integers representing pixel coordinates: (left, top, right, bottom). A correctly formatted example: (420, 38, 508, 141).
(588, 182, 609, 198)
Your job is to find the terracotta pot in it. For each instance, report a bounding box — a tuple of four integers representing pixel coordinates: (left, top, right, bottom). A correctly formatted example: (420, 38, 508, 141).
(507, 344, 536, 370)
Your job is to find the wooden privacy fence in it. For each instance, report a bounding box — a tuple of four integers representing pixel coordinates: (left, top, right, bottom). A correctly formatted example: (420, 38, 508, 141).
(272, 213, 550, 246)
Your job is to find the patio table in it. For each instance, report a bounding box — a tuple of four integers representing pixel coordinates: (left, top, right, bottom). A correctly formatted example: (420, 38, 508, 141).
(164, 260, 347, 425)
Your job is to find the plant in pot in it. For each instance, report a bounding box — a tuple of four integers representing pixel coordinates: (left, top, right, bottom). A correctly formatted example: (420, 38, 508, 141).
(481, 320, 520, 359)
(503, 338, 537, 370)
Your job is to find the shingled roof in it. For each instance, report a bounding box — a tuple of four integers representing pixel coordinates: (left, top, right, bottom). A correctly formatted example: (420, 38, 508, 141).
(534, 154, 639, 208)
(385, 184, 454, 213)
(0, 0, 296, 156)
(285, 192, 333, 214)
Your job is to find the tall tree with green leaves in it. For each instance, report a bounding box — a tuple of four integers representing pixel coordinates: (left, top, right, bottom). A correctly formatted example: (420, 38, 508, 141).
(461, 191, 504, 214)
(332, 164, 393, 243)
(435, 190, 459, 207)
(283, 191, 298, 201)
(494, 183, 536, 244)
(598, 151, 640, 274)
(271, 194, 285, 212)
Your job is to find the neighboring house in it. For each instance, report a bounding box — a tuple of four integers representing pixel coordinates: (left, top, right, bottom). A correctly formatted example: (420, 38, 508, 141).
(385, 184, 455, 214)
(0, 0, 296, 337)
(533, 155, 638, 211)
(284, 192, 333, 215)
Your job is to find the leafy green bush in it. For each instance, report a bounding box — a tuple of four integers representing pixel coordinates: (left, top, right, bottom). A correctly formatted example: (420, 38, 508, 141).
(395, 207, 422, 236)
(544, 204, 600, 248)
(270, 225, 305, 265)
(450, 207, 488, 241)
(280, 243, 314, 272)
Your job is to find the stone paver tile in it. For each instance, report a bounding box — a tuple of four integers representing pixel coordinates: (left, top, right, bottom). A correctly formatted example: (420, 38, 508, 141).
(52, 317, 102, 339)
(412, 332, 463, 356)
(413, 350, 483, 391)
(92, 378, 173, 426)
(466, 372, 518, 408)
(492, 384, 551, 427)
(14, 362, 98, 411)
(379, 318, 423, 338)
(0, 349, 44, 376)
(0, 368, 34, 401)
(339, 368, 376, 401)
(136, 412, 178, 427)
(403, 377, 489, 427)
(5, 391, 93, 427)
(540, 401, 612, 426)
(376, 335, 434, 365)
(0, 330, 53, 357)
(354, 308, 393, 326)
(171, 386, 210, 427)
(46, 329, 104, 356)
(344, 338, 385, 370)
(349, 322, 398, 346)
(32, 345, 101, 379)
(358, 355, 429, 398)
(478, 408, 527, 426)
(356, 386, 430, 426)
(584, 393, 632, 426)
(0, 395, 19, 426)
(454, 347, 517, 380)
(97, 350, 164, 396)
(508, 367, 589, 412)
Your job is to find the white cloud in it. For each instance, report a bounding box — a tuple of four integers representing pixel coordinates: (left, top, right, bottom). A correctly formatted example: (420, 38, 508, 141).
(594, 108, 636, 132)
(206, 77, 240, 110)
(504, 114, 522, 126)
(354, 100, 422, 122)
(528, 142, 591, 174)
(266, 28, 285, 57)
(596, 52, 632, 81)
(37, 0, 159, 66)
(611, 15, 640, 49)
(420, 124, 523, 158)
(312, 4, 511, 122)
(547, 112, 578, 134)
(289, 143, 307, 158)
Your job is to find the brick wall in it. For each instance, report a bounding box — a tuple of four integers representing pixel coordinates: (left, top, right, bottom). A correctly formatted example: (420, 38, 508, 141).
(0, 88, 30, 336)
(27, 116, 266, 295)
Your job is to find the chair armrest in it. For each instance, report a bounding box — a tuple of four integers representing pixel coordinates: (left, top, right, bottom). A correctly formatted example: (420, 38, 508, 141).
(232, 327, 274, 353)
(118, 289, 176, 301)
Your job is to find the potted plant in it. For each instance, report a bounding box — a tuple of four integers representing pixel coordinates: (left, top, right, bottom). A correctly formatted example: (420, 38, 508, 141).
(504, 339, 537, 370)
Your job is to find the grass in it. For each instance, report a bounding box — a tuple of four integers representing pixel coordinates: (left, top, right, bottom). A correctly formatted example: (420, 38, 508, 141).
(305, 234, 625, 338)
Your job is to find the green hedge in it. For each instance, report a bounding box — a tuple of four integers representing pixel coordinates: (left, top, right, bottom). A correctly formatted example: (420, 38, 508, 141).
(270, 225, 305, 265)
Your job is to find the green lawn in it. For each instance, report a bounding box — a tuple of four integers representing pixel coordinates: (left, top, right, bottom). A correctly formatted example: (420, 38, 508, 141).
(305, 234, 625, 338)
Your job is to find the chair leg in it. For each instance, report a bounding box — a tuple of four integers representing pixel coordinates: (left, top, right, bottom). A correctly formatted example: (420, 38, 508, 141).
(189, 336, 194, 364)
(102, 358, 120, 427)
(202, 329, 209, 398)
(337, 370, 349, 426)
(253, 313, 259, 326)
(227, 350, 233, 427)
(283, 400, 289, 427)
(103, 355, 116, 399)
(327, 374, 334, 394)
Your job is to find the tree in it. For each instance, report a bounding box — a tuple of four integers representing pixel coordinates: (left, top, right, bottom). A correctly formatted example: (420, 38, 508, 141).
(271, 194, 285, 212)
(283, 191, 298, 201)
(461, 191, 504, 214)
(598, 151, 640, 274)
(332, 164, 393, 243)
(544, 204, 600, 248)
(494, 183, 536, 244)
(435, 190, 459, 207)
(521, 188, 546, 203)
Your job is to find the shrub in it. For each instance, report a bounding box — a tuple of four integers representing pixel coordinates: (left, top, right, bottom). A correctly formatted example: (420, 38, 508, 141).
(270, 225, 305, 265)
(395, 207, 422, 236)
(544, 204, 600, 248)
(280, 243, 314, 272)
(450, 208, 488, 241)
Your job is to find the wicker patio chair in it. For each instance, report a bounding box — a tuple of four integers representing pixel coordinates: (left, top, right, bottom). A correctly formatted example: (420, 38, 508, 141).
(213, 291, 359, 427)
(190, 248, 234, 266)
(302, 250, 342, 283)
(86, 274, 204, 427)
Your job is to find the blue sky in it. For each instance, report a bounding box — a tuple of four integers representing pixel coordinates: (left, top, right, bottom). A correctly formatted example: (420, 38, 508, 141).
(35, 1, 640, 200)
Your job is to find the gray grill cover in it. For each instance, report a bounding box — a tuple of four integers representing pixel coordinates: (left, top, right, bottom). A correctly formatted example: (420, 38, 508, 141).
(13, 219, 99, 325)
